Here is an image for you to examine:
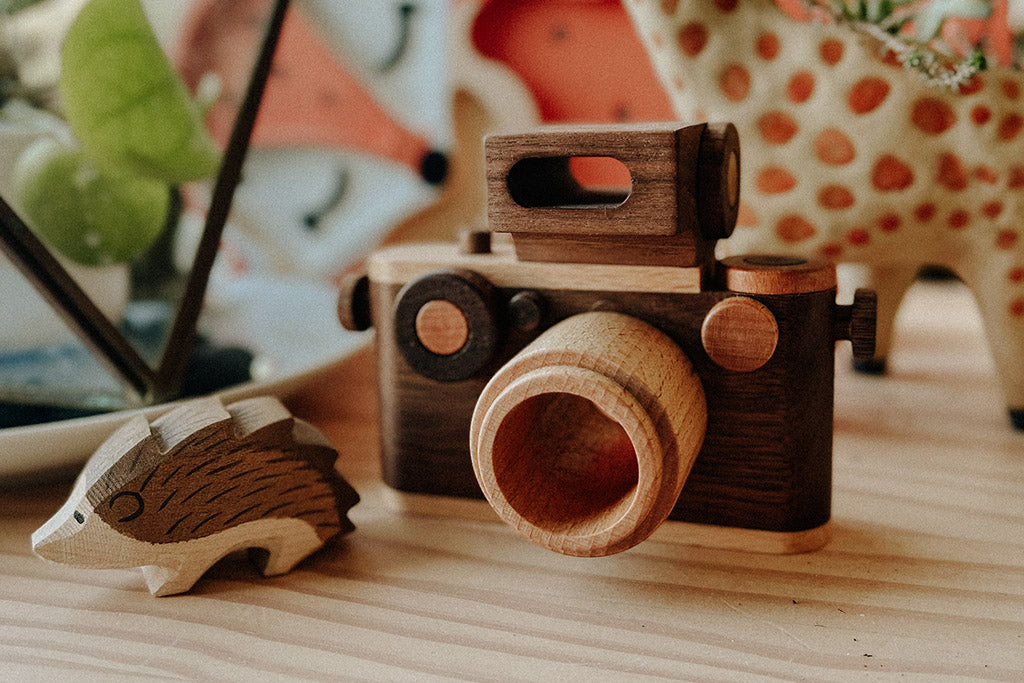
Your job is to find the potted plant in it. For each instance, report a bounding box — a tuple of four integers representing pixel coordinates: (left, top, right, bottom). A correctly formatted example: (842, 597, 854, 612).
(0, 0, 218, 350)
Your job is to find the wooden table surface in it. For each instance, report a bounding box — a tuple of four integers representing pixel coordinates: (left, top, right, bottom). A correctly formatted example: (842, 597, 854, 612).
(1, 279, 1022, 680)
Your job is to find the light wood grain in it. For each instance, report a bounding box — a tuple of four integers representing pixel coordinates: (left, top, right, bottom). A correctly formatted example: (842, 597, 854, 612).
(371, 241, 842, 532)
(2, 279, 1022, 678)
(470, 311, 707, 557)
(413, 299, 469, 356)
(367, 241, 704, 293)
(700, 296, 779, 373)
(29, 397, 358, 596)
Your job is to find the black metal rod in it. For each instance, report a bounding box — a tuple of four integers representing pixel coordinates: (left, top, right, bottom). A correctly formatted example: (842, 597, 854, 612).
(0, 0, 290, 406)
(0, 196, 157, 400)
(153, 0, 291, 402)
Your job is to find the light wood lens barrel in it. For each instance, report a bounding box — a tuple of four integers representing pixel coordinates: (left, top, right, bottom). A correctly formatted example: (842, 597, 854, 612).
(469, 312, 707, 556)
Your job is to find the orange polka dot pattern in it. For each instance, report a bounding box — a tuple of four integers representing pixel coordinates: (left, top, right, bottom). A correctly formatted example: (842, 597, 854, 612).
(849, 77, 889, 114)
(626, 0, 1024, 412)
(719, 63, 751, 101)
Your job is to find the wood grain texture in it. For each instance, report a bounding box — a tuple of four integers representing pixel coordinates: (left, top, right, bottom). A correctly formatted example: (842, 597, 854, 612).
(486, 123, 738, 239)
(701, 296, 779, 373)
(834, 288, 880, 361)
(508, 231, 717, 268)
(392, 269, 499, 383)
(414, 300, 469, 355)
(29, 397, 358, 596)
(368, 242, 704, 294)
(485, 123, 739, 267)
(486, 124, 702, 237)
(470, 312, 707, 556)
(369, 244, 840, 535)
(388, 490, 833, 555)
(336, 271, 371, 332)
(695, 122, 741, 240)
(718, 255, 837, 295)
(2, 280, 1022, 678)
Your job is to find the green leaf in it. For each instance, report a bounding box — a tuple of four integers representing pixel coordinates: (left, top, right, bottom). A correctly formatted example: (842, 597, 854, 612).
(969, 49, 987, 70)
(60, 0, 219, 183)
(13, 138, 170, 266)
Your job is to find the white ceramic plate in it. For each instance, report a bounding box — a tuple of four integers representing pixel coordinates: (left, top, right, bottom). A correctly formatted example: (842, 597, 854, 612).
(0, 330, 370, 482)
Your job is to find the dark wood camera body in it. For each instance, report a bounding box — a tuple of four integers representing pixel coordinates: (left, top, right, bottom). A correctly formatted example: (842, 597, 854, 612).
(367, 244, 845, 535)
(340, 124, 875, 553)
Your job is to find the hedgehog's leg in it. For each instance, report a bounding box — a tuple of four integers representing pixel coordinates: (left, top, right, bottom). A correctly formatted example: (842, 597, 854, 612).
(839, 263, 919, 374)
(141, 559, 212, 597)
(251, 524, 325, 576)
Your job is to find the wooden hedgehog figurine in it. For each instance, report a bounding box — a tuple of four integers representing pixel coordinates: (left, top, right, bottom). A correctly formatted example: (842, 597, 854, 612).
(31, 396, 359, 596)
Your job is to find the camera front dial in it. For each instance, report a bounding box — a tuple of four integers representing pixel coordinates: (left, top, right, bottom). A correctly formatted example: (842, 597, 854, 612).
(392, 269, 499, 382)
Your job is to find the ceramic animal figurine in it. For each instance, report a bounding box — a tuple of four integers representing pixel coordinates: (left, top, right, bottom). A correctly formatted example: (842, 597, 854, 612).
(385, 0, 687, 246)
(624, 0, 1024, 428)
(162, 0, 452, 369)
(173, 0, 449, 283)
(32, 396, 358, 596)
(341, 124, 876, 557)
(175, 0, 448, 280)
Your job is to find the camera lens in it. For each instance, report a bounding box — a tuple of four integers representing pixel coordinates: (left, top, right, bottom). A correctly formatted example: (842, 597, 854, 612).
(471, 312, 706, 556)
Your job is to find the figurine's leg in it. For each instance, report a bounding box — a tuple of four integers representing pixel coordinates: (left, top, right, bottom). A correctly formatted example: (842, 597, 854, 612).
(141, 561, 210, 597)
(252, 526, 325, 577)
(838, 262, 919, 374)
(957, 260, 1024, 430)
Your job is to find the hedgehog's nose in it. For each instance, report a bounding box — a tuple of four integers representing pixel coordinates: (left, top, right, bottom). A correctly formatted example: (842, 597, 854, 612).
(31, 531, 61, 561)
(31, 508, 80, 562)
(420, 149, 448, 186)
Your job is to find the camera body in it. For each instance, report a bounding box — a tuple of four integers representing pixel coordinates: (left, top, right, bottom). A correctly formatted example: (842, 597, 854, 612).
(342, 123, 876, 556)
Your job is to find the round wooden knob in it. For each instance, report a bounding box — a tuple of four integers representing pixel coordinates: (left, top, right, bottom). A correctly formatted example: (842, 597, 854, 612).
(393, 270, 497, 382)
(848, 288, 877, 361)
(701, 297, 778, 372)
(470, 312, 707, 557)
(719, 255, 836, 294)
(337, 272, 370, 331)
(415, 300, 468, 355)
(507, 290, 546, 331)
(458, 228, 492, 255)
(697, 122, 740, 240)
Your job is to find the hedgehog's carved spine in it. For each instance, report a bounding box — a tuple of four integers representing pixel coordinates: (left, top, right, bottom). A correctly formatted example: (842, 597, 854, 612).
(31, 396, 358, 596)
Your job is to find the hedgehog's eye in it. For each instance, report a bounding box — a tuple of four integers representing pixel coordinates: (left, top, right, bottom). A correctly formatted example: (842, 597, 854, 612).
(108, 491, 145, 522)
(73, 511, 85, 524)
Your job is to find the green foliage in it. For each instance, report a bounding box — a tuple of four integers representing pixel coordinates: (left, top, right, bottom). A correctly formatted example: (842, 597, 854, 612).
(14, 139, 170, 266)
(806, 0, 993, 89)
(828, 0, 990, 37)
(59, 0, 219, 184)
(830, 0, 914, 26)
(10, 0, 220, 266)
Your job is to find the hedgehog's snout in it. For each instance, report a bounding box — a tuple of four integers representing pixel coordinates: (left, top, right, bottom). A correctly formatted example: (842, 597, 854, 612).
(31, 498, 98, 565)
(32, 507, 82, 562)
(31, 532, 65, 562)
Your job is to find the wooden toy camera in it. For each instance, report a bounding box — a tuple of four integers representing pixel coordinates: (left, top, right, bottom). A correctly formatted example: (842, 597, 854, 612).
(340, 124, 877, 557)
